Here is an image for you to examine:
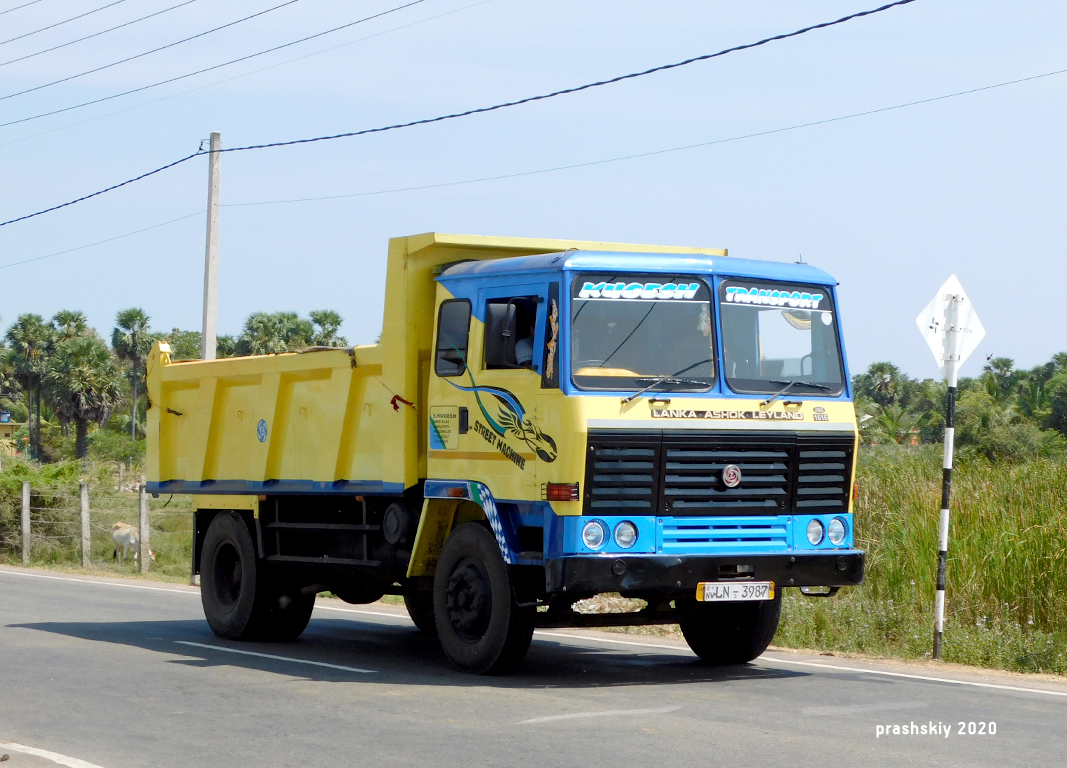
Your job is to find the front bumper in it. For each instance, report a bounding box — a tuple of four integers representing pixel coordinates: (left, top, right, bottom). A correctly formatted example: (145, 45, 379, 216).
(544, 550, 864, 596)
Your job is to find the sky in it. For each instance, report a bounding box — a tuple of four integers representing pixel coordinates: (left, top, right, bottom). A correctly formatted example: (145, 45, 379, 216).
(0, 0, 1064, 380)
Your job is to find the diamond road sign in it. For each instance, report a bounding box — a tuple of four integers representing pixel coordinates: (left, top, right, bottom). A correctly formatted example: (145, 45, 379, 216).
(915, 274, 986, 380)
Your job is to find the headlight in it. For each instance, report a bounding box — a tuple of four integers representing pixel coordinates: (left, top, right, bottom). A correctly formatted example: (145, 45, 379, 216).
(613, 521, 638, 549)
(806, 519, 824, 546)
(828, 517, 847, 545)
(582, 520, 607, 550)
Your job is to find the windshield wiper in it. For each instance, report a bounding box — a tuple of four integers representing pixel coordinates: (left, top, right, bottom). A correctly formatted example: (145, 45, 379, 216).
(621, 377, 708, 405)
(761, 379, 834, 408)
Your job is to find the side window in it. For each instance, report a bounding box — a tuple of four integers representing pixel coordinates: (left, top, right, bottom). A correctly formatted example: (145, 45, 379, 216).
(484, 297, 538, 369)
(434, 300, 471, 377)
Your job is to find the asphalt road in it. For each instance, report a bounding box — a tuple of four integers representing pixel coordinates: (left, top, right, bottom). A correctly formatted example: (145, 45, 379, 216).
(2, 566, 1066, 768)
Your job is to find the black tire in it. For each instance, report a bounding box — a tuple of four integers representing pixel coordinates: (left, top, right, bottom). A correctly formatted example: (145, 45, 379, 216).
(260, 592, 316, 642)
(433, 523, 534, 674)
(200, 511, 271, 640)
(404, 588, 437, 635)
(679, 593, 782, 664)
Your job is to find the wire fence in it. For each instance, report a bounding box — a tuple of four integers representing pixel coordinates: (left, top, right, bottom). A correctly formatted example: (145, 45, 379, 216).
(5, 476, 194, 579)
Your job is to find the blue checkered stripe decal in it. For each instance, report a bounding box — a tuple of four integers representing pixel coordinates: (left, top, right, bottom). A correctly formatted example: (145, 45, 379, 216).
(470, 482, 514, 564)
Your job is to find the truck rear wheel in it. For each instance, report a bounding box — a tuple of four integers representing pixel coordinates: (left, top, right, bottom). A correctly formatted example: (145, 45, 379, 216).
(261, 592, 316, 641)
(200, 511, 271, 640)
(433, 523, 534, 674)
(679, 593, 782, 664)
(404, 588, 437, 635)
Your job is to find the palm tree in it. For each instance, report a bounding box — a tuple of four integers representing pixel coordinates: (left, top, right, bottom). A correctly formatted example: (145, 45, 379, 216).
(42, 336, 122, 459)
(309, 310, 347, 347)
(236, 312, 314, 355)
(5, 314, 54, 459)
(112, 308, 152, 439)
(53, 310, 89, 341)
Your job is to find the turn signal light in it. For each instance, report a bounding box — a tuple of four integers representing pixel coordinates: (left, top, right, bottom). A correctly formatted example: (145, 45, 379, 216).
(543, 482, 580, 501)
(853, 483, 859, 500)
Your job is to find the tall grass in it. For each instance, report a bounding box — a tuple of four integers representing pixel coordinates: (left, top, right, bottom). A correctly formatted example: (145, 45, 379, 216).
(775, 444, 1067, 673)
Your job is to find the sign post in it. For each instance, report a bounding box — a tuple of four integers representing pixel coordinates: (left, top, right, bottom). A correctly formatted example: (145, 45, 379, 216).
(915, 275, 985, 660)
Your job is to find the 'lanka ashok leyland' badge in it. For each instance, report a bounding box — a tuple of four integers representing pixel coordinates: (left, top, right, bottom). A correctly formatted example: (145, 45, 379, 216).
(722, 464, 742, 488)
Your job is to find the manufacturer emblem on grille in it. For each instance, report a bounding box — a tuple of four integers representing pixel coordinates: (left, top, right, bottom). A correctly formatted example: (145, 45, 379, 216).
(722, 464, 742, 488)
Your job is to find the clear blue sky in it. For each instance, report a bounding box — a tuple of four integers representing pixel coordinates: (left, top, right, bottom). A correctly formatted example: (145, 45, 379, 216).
(1, 0, 1064, 380)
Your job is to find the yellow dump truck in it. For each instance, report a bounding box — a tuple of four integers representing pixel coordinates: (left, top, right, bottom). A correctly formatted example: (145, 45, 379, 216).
(147, 232, 863, 674)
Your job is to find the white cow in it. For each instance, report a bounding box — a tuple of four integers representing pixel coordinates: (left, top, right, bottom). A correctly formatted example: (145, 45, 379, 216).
(112, 522, 155, 566)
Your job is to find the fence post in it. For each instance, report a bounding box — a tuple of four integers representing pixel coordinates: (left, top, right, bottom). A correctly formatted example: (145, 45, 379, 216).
(139, 482, 150, 574)
(21, 480, 30, 565)
(80, 482, 91, 568)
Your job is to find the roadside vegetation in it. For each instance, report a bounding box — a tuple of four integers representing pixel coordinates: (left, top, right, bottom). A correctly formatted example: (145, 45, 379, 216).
(1, 316, 1065, 675)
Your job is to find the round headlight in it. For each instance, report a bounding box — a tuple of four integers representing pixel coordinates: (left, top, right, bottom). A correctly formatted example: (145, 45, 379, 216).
(828, 517, 847, 545)
(613, 521, 638, 549)
(582, 520, 607, 550)
(806, 519, 825, 546)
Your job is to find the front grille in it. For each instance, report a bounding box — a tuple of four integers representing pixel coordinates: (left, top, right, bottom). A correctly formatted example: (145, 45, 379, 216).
(660, 515, 789, 554)
(584, 430, 854, 517)
(794, 435, 853, 513)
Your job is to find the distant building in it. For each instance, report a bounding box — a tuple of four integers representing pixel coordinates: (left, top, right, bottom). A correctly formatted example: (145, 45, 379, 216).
(0, 417, 23, 457)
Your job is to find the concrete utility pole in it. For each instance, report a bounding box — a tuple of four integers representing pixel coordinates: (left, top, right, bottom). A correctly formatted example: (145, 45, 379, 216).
(200, 131, 221, 361)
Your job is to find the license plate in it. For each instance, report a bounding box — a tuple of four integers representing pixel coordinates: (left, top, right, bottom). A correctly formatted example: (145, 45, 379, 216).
(696, 581, 775, 602)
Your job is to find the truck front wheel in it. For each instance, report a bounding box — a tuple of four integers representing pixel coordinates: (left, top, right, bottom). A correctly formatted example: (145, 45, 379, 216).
(433, 523, 534, 674)
(679, 594, 782, 664)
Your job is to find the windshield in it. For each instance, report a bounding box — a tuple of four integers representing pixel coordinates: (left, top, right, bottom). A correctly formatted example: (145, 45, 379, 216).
(719, 279, 845, 395)
(570, 274, 715, 391)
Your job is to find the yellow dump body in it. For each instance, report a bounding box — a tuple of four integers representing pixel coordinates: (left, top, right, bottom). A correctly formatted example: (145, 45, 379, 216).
(146, 232, 726, 495)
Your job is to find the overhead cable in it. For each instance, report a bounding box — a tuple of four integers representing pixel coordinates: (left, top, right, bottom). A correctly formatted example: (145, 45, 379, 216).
(0, 0, 918, 228)
(6, 62, 1066, 269)
(227, 66, 1067, 207)
(1, 1, 199, 67)
(220, 0, 919, 153)
(0, 0, 428, 127)
(0, 0, 130, 46)
(0, 0, 306, 102)
(0, 0, 490, 149)
(0, 0, 46, 16)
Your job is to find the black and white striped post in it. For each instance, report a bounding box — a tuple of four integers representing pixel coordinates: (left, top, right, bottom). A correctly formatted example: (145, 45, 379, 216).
(932, 293, 961, 661)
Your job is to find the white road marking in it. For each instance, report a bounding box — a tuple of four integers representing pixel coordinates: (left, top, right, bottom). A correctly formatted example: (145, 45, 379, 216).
(175, 640, 376, 674)
(0, 741, 106, 768)
(0, 569, 412, 621)
(802, 700, 927, 716)
(315, 604, 411, 620)
(0, 569, 199, 594)
(768, 657, 1067, 699)
(536, 631, 1067, 699)
(519, 706, 680, 724)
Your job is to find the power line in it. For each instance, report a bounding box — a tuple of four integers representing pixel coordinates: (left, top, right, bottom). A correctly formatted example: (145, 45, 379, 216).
(0, 211, 202, 271)
(10, 60, 1058, 271)
(0, 0, 47, 16)
(221, 0, 919, 153)
(223, 66, 1067, 207)
(1, 1, 199, 68)
(0, 0, 129, 47)
(0, 0, 306, 102)
(0, 0, 492, 149)
(0, 0, 918, 228)
(0, 151, 204, 228)
(0, 0, 429, 128)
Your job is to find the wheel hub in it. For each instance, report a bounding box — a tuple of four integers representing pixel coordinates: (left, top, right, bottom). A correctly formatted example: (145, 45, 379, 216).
(445, 557, 492, 642)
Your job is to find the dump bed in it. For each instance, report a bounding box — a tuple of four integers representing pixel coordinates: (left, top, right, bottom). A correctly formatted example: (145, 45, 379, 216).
(146, 232, 725, 493)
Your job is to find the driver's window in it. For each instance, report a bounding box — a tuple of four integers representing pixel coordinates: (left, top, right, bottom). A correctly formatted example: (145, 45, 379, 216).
(484, 297, 538, 369)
